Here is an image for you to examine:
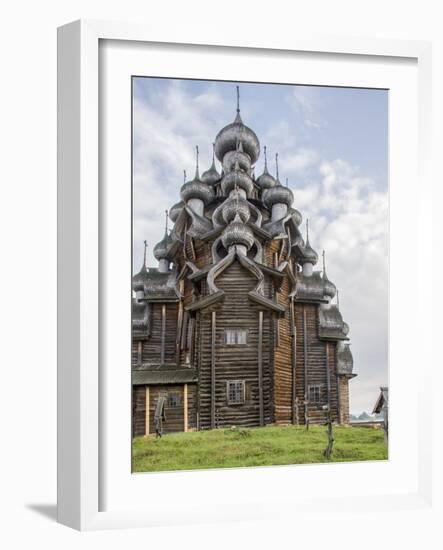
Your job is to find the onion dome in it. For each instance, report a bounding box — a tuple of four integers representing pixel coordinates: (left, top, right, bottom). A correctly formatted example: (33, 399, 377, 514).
(322, 250, 336, 299)
(214, 86, 260, 165)
(132, 240, 150, 292)
(222, 141, 252, 173)
(289, 207, 302, 226)
(256, 146, 277, 190)
(262, 184, 294, 210)
(153, 211, 173, 261)
(261, 154, 293, 209)
(153, 231, 173, 261)
(221, 213, 255, 251)
(169, 200, 184, 223)
(180, 146, 215, 205)
(201, 144, 220, 186)
(220, 161, 254, 197)
(221, 190, 250, 224)
(299, 219, 318, 265)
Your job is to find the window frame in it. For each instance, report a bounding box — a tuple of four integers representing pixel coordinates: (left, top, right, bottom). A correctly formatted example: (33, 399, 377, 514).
(167, 392, 181, 408)
(308, 384, 323, 404)
(226, 380, 246, 405)
(225, 328, 248, 346)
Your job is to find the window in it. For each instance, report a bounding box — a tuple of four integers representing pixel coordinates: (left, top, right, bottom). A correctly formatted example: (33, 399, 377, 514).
(308, 385, 322, 404)
(168, 393, 180, 408)
(225, 329, 247, 345)
(227, 381, 245, 405)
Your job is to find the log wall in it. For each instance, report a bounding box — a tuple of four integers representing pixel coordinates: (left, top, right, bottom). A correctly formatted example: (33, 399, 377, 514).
(196, 261, 273, 429)
(141, 302, 178, 364)
(132, 384, 198, 436)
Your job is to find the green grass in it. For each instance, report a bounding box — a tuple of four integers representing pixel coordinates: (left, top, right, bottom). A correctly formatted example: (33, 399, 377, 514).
(132, 424, 388, 472)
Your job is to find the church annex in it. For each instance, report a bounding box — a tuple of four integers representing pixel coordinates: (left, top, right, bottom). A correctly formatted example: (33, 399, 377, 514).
(132, 88, 356, 436)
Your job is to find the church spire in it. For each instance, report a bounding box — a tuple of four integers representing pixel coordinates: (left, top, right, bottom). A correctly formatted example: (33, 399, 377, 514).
(263, 145, 269, 173)
(234, 85, 242, 123)
(164, 209, 169, 236)
(143, 240, 148, 269)
(211, 142, 216, 168)
(194, 145, 200, 179)
(275, 152, 280, 183)
(306, 218, 310, 245)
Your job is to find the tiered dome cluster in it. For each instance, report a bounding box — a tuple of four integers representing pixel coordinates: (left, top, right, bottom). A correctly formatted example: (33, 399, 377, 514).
(135, 87, 343, 310)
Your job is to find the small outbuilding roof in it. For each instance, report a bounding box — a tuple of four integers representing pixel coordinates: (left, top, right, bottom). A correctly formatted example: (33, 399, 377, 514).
(132, 364, 198, 385)
(372, 386, 389, 414)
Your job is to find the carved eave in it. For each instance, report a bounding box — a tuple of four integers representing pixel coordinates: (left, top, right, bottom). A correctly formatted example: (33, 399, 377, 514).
(185, 289, 225, 312)
(248, 291, 286, 314)
(247, 222, 272, 240)
(199, 226, 224, 242)
(187, 264, 213, 282)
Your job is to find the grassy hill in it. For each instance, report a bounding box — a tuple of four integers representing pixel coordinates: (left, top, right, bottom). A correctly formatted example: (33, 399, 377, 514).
(132, 424, 388, 473)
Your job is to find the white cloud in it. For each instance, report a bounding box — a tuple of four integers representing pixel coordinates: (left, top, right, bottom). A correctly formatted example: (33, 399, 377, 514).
(286, 87, 324, 130)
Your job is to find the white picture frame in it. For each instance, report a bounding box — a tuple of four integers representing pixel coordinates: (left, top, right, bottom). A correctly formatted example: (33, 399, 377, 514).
(57, 19, 434, 531)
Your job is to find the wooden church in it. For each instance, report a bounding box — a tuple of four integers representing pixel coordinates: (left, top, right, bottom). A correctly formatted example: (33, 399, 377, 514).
(132, 88, 356, 436)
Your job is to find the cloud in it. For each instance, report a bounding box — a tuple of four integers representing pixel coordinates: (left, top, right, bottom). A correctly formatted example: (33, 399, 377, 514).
(286, 87, 325, 130)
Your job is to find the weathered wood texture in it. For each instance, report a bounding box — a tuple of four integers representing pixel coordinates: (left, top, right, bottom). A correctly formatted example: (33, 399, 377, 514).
(293, 303, 341, 425)
(139, 302, 178, 364)
(132, 385, 146, 437)
(196, 261, 273, 429)
(132, 384, 198, 436)
(273, 272, 294, 424)
(338, 376, 350, 424)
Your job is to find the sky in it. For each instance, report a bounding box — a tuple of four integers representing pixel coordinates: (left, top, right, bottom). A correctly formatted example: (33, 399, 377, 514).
(132, 77, 388, 415)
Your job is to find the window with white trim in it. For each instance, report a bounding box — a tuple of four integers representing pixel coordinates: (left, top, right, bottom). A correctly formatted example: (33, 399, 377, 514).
(227, 380, 245, 405)
(225, 329, 247, 345)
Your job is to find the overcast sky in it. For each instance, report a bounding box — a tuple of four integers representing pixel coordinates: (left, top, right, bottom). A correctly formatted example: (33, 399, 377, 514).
(132, 77, 388, 415)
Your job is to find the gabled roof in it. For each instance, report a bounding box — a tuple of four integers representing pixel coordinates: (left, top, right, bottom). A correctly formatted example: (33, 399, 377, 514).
(372, 387, 389, 414)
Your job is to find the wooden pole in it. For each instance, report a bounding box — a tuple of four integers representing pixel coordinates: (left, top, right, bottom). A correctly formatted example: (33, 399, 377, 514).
(184, 383, 188, 432)
(211, 311, 216, 429)
(258, 310, 264, 426)
(144, 386, 150, 436)
(325, 342, 331, 415)
(290, 299, 297, 424)
(160, 304, 166, 364)
(176, 294, 184, 366)
(336, 374, 342, 424)
(137, 341, 142, 366)
(303, 306, 309, 428)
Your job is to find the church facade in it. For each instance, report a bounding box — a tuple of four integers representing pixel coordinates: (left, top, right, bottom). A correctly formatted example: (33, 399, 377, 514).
(132, 89, 356, 436)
